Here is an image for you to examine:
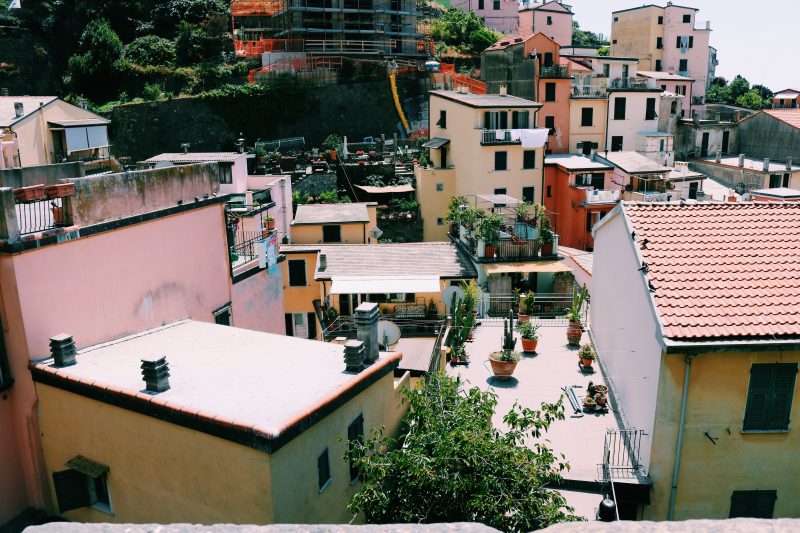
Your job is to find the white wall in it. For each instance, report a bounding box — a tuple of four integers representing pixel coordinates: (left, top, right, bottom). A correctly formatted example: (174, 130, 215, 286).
(606, 91, 661, 152)
(221, 155, 249, 195)
(591, 209, 663, 469)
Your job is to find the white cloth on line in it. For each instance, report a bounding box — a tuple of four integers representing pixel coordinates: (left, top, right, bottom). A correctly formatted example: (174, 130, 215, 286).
(520, 128, 550, 148)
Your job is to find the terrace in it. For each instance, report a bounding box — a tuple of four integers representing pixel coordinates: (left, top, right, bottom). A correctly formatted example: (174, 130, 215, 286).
(446, 322, 650, 515)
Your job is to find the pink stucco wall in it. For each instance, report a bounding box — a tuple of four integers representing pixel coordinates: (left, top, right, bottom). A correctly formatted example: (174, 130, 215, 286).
(451, 0, 519, 34)
(0, 397, 27, 524)
(246, 174, 293, 240)
(519, 4, 572, 45)
(231, 267, 286, 335)
(1, 203, 232, 516)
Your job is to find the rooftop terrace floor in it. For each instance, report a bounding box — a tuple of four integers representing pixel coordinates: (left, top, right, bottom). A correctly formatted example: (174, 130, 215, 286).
(446, 323, 633, 485)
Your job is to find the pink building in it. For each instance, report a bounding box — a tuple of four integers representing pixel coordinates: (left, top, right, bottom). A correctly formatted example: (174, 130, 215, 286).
(0, 163, 285, 525)
(451, 0, 520, 34)
(518, 0, 573, 46)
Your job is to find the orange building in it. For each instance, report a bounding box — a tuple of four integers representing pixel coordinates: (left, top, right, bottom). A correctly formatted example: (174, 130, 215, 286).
(530, 34, 571, 154)
(543, 154, 618, 251)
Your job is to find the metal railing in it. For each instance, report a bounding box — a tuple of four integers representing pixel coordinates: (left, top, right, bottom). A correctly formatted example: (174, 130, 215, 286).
(583, 188, 621, 204)
(539, 65, 569, 78)
(481, 293, 580, 324)
(230, 230, 270, 269)
(323, 315, 446, 341)
(572, 85, 607, 98)
(601, 428, 646, 481)
(17, 197, 65, 235)
(627, 191, 673, 202)
(428, 322, 449, 374)
(451, 230, 559, 263)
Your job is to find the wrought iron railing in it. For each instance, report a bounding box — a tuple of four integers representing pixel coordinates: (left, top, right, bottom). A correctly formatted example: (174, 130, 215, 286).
(572, 85, 607, 98)
(230, 230, 268, 269)
(481, 293, 579, 323)
(323, 315, 446, 341)
(428, 322, 449, 374)
(539, 65, 569, 78)
(450, 231, 559, 263)
(16, 198, 66, 236)
(600, 428, 646, 481)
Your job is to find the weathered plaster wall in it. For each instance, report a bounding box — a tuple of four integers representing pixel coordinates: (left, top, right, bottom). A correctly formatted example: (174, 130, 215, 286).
(232, 267, 286, 335)
(737, 114, 800, 162)
(0, 162, 84, 188)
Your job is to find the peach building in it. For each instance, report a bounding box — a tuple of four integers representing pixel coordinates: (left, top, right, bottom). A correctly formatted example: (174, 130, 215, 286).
(291, 203, 378, 245)
(451, 0, 520, 34)
(31, 319, 408, 524)
(543, 154, 617, 251)
(0, 163, 285, 526)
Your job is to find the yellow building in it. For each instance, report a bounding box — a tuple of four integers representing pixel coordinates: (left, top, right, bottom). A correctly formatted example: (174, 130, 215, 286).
(280, 242, 477, 338)
(32, 320, 408, 525)
(291, 202, 378, 245)
(568, 97, 608, 156)
(0, 97, 111, 169)
(592, 203, 800, 520)
(417, 91, 548, 242)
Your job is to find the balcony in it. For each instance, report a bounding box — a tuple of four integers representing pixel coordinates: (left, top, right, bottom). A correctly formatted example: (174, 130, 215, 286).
(539, 65, 570, 78)
(626, 191, 672, 202)
(571, 85, 607, 99)
(481, 129, 520, 145)
(449, 225, 559, 263)
(583, 188, 621, 204)
(608, 77, 655, 90)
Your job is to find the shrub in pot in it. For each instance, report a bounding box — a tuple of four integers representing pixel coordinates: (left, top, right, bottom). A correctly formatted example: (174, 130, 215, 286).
(489, 311, 520, 378)
(518, 291, 535, 323)
(516, 320, 539, 353)
(566, 285, 588, 346)
(578, 343, 596, 368)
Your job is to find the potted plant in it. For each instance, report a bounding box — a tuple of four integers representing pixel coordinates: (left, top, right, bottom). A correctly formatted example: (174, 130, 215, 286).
(518, 291, 536, 323)
(588, 382, 608, 406)
(254, 143, 267, 164)
(489, 311, 521, 378)
(264, 215, 276, 231)
(583, 395, 597, 410)
(461, 283, 478, 340)
(516, 320, 539, 353)
(578, 343, 596, 368)
(477, 213, 503, 258)
(566, 285, 588, 346)
(445, 195, 468, 236)
(425, 299, 438, 320)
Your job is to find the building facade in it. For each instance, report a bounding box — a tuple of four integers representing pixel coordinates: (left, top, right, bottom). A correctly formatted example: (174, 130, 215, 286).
(518, 0, 573, 46)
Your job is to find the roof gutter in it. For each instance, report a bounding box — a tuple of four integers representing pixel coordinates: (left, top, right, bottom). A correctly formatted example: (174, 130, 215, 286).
(663, 337, 800, 355)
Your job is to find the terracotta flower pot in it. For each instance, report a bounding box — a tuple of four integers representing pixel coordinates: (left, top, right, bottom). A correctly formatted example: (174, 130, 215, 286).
(518, 314, 530, 323)
(521, 338, 538, 353)
(596, 395, 607, 406)
(580, 357, 594, 367)
(489, 358, 517, 378)
(266, 219, 275, 230)
(567, 321, 583, 346)
(541, 243, 553, 256)
(484, 244, 495, 258)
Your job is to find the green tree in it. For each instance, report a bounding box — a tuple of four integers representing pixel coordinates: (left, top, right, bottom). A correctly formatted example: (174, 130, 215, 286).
(705, 83, 731, 104)
(151, 0, 229, 37)
(751, 84, 774, 101)
(124, 35, 176, 66)
(469, 27, 501, 53)
(66, 19, 124, 101)
(737, 89, 766, 110)
(346, 372, 579, 531)
(431, 9, 499, 55)
(572, 21, 609, 48)
(728, 75, 751, 102)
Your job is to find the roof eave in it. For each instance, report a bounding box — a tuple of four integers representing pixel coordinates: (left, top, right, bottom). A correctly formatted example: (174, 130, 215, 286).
(663, 337, 800, 355)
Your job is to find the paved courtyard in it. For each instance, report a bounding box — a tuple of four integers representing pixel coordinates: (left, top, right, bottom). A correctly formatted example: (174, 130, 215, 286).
(445, 322, 627, 484)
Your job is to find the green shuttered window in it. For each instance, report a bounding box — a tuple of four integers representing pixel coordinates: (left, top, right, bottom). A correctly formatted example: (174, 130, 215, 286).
(743, 363, 797, 431)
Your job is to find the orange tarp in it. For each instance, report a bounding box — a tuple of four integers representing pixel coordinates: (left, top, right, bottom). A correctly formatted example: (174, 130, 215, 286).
(232, 0, 284, 17)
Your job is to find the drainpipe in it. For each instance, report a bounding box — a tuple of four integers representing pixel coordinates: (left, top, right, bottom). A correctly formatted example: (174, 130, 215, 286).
(667, 354, 694, 520)
(280, 177, 289, 242)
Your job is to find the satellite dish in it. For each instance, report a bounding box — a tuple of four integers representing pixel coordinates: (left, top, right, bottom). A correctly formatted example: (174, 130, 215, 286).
(442, 285, 465, 314)
(378, 320, 401, 349)
(369, 227, 383, 239)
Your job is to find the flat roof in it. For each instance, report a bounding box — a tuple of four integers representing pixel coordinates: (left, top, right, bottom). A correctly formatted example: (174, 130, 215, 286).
(612, 3, 698, 14)
(31, 321, 401, 454)
(430, 90, 542, 109)
(637, 71, 695, 82)
(0, 96, 58, 127)
(144, 152, 245, 163)
(667, 169, 705, 181)
(751, 188, 800, 198)
(292, 202, 371, 225)
(699, 155, 800, 172)
(562, 54, 640, 62)
(597, 151, 671, 174)
(545, 154, 613, 171)
(281, 242, 477, 280)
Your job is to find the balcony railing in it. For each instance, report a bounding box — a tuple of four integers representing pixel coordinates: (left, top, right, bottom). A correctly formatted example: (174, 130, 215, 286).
(539, 65, 570, 78)
(479, 293, 583, 324)
(10, 184, 75, 236)
(609, 77, 653, 90)
(583, 188, 621, 204)
(450, 227, 559, 263)
(481, 129, 519, 144)
(627, 191, 672, 202)
(572, 85, 607, 98)
(323, 315, 446, 341)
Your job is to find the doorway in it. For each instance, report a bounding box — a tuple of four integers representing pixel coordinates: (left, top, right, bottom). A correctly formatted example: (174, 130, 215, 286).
(688, 182, 698, 199)
(700, 132, 709, 157)
(722, 131, 730, 153)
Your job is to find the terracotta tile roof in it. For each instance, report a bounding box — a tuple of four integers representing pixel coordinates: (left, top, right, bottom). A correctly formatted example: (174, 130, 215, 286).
(623, 203, 800, 341)
(763, 109, 800, 130)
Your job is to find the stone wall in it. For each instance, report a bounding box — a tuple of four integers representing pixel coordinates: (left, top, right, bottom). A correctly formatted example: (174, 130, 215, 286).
(0, 162, 85, 188)
(737, 112, 800, 162)
(108, 78, 425, 163)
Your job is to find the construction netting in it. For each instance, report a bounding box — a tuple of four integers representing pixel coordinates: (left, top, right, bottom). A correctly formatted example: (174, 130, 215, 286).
(231, 0, 285, 16)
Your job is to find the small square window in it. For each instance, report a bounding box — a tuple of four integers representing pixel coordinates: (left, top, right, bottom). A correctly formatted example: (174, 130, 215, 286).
(612, 39, 617, 45)
(492, 0, 499, 10)
(219, 163, 233, 185)
(494, 188, 507, 195)
(679, 59, 688, 72)
(613, 16, 618, 22)
(682, 14, 691, 23)
(436, 183, 444, 192)
(523, 150, 536, 169)
(323, 224, 342, 243)
(545, 82, 556, 102)
(317, 449, 332, 491)
(581, 108, 593, 127)
(522, 186, 534, 202)
(213, 304, 232, 326)
(655, 60, 662, 71)
(545, 116, 555, 133)
(437, 217, 444, 225)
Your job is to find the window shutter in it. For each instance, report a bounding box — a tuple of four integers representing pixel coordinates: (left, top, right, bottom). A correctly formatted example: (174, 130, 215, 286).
(770, 363, 797, 429)
(676, 36, 682, 48)
(307, 312, 317, 340)
(284, 314, 294, 336)
(752, 490, 777, 518)
(743, 365, 773, 430)
(484, 112, 490, 129)
(53, 470, 90, 513)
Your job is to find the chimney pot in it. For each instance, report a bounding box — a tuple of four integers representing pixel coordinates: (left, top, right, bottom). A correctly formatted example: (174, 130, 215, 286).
(738, 154, 745, 167)
(354, 302, 379, 363)
(13, 102, 23, 118)
(590, 148, 598, 160)
(343, 340, 365, 372)
(763, 158, 771, 172)
(50, 334, 77, 367)
(499, 85, 508, 96)
(786, 158, 793, 171)
(715, 150, 722, 163)
(141, 356, 170, 393)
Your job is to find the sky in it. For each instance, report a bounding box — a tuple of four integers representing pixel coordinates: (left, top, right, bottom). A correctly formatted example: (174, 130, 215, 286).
(567, 0, 795, 91)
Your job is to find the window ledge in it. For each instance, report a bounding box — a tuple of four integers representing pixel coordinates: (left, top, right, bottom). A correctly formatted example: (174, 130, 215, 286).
(740, 429, 790, 435)
(319, 477, 333, 493)
(91, 503, 114, 516)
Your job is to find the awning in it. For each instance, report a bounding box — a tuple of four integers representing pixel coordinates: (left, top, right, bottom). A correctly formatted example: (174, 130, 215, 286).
(483, 260, 571, 275)
(66, 455, 109, 478)
(62, 125, 109, 153)
(355, 184, 415, 194)
(49, 118, 110, 127)
(477, 193, 520, 207)
(422, 137, 450, 149)
(330, 275, 440, 294)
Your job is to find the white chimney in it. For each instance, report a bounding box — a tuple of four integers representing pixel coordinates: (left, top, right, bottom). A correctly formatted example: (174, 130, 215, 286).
(319, 253, 327, 270)
(13, 102, 23, 118)
(763, 158, 770, 172)
(499, 85, 508, 96)
(787, 158, 793, 170)
(738, 154, 745, 167)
